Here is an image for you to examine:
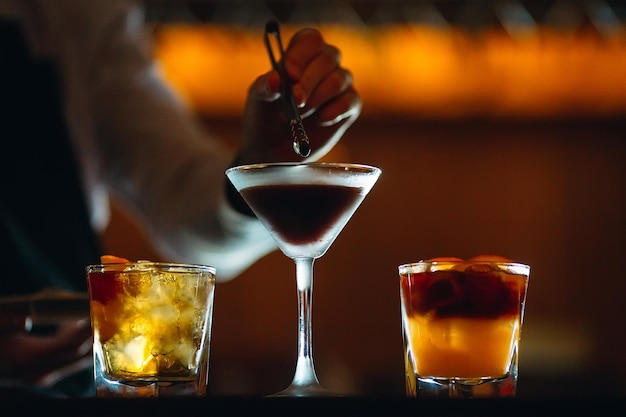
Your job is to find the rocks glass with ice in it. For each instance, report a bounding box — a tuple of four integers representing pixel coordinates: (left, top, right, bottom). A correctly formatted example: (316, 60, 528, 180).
(86, 261, 216, 397)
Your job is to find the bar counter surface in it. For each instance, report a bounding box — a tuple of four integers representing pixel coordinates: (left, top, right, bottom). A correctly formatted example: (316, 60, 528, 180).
(1, 394, 623, 417)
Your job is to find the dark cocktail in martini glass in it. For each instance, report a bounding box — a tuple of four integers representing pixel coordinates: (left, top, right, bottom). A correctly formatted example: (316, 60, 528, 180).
(226, 162, 381, 396)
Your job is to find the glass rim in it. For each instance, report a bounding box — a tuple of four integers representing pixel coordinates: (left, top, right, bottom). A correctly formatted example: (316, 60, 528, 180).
(86, 261, 216, 274)
(398, 259, 530, 274)
(226, 161, 381, 174)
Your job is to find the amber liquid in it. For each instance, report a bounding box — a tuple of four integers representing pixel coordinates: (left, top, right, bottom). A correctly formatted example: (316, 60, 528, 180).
(88, 267, 213, 381)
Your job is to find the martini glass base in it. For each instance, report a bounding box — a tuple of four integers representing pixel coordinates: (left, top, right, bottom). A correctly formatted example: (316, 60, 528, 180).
(268, 383, 339, 398)
(266, 344, 342, 397)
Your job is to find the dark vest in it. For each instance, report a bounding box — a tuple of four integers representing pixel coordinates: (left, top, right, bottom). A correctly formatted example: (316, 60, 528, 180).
(0, 18, 101, 296)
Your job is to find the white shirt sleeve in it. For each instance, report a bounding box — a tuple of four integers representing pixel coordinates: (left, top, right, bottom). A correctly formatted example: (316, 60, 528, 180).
(16, 0, 276, 281)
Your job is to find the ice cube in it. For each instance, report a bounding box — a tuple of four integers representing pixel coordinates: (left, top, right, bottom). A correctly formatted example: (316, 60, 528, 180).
(125, 336, 149, 369)
(122, 271, 153, 298)
(148, 273, 177, 302)
(173, 339, 197, 369)
(107, 335, 151, 374)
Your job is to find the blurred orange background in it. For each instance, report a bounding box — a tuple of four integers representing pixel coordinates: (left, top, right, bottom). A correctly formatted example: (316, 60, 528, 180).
(103, 2, 626, 397)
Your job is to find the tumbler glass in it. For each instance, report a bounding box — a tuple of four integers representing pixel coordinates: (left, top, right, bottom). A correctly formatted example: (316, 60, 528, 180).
(399, 257, 530, 398)
(87, 261, 216, 397)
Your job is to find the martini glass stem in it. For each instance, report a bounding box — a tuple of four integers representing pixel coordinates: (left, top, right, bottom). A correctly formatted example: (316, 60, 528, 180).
(294, 257, 318, 385)
(276, 256, 329, 396)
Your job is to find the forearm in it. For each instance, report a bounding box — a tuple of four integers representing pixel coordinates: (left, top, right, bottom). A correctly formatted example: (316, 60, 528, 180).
(46, 0, 277, 280)
(92, 56, 277, 280)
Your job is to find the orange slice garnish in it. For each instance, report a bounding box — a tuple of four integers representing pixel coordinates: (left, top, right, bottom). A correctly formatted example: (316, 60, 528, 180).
(467, 254, 513, 262)
(428, 257, 464, 262)
(100, 255, 129, 264)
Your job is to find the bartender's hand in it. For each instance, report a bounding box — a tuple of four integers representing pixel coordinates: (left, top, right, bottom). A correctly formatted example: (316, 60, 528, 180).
(237, 27, 362, 165)
(0, 319, 92, 389)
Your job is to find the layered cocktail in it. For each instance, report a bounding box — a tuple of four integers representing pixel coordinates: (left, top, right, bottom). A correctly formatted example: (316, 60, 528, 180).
(399, 256, 530, 397)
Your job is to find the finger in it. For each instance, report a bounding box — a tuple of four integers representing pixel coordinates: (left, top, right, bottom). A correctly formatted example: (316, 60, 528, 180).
(0, 320, 93, 384)
(310, 86, 362, 127)
(55, 319, 93, 356)
(10, 320, 91, 365)
(35, 354, 93, 388)
(247, 70, 281, 102)
(299, 68, 355, 119)
(283, 28, 326, 79)
(292, 44, 341, 107)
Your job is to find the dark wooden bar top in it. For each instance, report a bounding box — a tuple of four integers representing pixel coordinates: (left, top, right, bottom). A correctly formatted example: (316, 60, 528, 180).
(0, 394, 623, 417)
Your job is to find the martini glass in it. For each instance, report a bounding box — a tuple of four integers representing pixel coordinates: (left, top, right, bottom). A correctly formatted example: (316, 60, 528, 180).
(226, 162, 381, 396)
